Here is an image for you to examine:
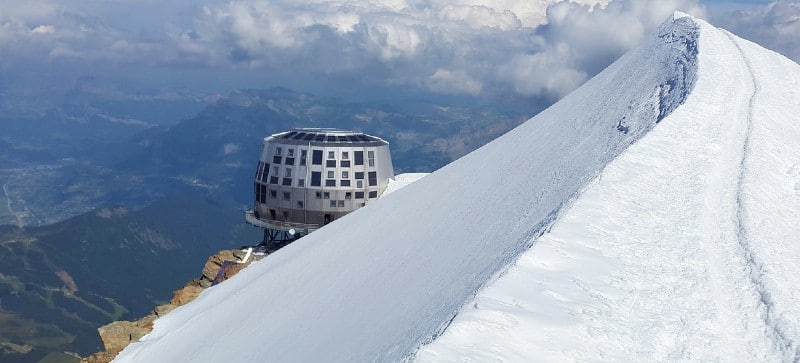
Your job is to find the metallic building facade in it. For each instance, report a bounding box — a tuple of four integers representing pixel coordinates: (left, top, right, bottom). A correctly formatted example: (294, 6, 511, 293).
(247, 128, 394, 233)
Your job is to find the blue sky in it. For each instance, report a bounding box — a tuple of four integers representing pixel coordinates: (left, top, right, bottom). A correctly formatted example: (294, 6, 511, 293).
(0, 0, 797, 106)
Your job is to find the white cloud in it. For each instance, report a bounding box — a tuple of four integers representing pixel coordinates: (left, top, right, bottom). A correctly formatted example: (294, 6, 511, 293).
(711, 1, 800, 62)
(438, 4, 522, 30)
(187, 0, 708, 99)
(31, 25, 56, 34)
(501, 43, 588, 97)
(1, 0, 716, 102)
(426, 68, 483, 95)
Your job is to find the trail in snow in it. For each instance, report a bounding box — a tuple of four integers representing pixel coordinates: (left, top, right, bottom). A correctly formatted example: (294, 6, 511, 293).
(416, 16, 800, 362)
(725, 30, 799, 361)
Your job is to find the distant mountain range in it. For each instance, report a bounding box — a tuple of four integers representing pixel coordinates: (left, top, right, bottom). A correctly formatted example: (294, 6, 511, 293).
(0, 86, 529, 361)
(2, 87, 527, 227)
(0, 195, 254, 362)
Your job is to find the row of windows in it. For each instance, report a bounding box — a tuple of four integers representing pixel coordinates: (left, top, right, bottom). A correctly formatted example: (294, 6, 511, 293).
(272, 148, 377, 167)
(310, 171, 378, 187)
(313, 190, 378, 199)
(255, 183, 378, 206)
(258, 161, 380, 189)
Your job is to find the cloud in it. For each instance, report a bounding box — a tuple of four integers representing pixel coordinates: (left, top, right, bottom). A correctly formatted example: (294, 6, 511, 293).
(186, 0, 707, 100)
(0, 0, 711, 103)
(426, 68, 483, 95)
(30, 25, 56, 34)
(711, 1, 800, 62)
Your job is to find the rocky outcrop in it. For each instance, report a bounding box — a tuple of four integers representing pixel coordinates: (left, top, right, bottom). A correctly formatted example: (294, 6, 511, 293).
(82, 248, 265, 363)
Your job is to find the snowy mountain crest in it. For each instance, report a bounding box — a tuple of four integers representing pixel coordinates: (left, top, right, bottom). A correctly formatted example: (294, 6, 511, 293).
(113, 13, 800, 363)
(615, 16, 698, 135)
(419, 13, 800, 363)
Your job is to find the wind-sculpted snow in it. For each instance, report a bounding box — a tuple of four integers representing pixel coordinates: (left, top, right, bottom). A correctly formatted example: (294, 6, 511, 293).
(115, 15, 701, 363)
(655, 21, 698, 122)
(417, 15, 800, 362)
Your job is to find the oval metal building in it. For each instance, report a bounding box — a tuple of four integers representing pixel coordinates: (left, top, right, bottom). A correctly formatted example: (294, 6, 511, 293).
(246, 128, 394, 244)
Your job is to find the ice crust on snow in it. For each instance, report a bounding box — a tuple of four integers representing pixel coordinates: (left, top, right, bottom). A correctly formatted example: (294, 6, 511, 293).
(113, 14, 799, 362)
(381, 173, 429, 197)
(417, 16, 800, 362)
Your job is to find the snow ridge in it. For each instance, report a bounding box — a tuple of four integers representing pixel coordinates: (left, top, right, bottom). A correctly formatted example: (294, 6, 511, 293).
(416, 16, 800, 362)
(725, 30, 799, 361)
(655, 22, 698, 123)
(114, 16, 703, 363)
(616, 17, 698, 136)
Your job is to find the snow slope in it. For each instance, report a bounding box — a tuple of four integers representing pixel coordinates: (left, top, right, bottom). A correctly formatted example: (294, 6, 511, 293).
(111, 13, 796, 362)
(382, 173, 429, 197)
(416, 14, 800, 362)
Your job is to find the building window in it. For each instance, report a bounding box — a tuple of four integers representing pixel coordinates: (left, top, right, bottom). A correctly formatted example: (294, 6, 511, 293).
(273, 166, 280, 175)
(255, 161, 265, 180)
(285, 168, 292, 178)
(368, 150, 375, 167)
(260, 163, 271, 183)
(285, 157, 295, 165)
(273, 155, 282, 164)
(311, 172, 321, 187)
(325, 179, 336, 187)
(326, 160, 337, 167)
(270, 176, 279, 185)
(355, 151, 364, 165)
(356, 180, 363, 188)
(341, 180, 351, 187)
(257, 184, 267, 203)
(340, 160, 351, 168)
(330, 200, 337, 208)
(282, 211, 289, 219)
(316, 191, 322, 199)
(269, 189, 277, 199)
(300, 150, 307, 165)
(328, 151, 335, 159)
(337, 200, 345, 207)
(298, 179, 305, 187)
(327, 170, 334, 178)
(368, 171, 377, 186)
(283, 191, 291, 200)
(256, 162, 271, 183)
(355, 191, 364, 199)
(323, 192, 330, 199)
(312, 150, 323, 165)
(297, 200, 304, 209)
(345, 192, 352, 200)
(287, 149, 294, 157)
(282, 178, 292, 186)
(369, 191, 378, 198)
(342, 171, 349, 179)
(275, 147, 282, 156)
(355, 172, 364, 179)
(342, 151, 349, 160)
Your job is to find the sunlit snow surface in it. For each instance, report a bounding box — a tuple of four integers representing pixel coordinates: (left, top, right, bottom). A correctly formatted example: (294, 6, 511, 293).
(114, 14, 799, 363)
(416, 16, 800, 363)
(382, 173, 429, 197)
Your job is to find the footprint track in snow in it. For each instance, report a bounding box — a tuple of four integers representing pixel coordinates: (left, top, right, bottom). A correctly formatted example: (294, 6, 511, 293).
(789, 164, 800, 192)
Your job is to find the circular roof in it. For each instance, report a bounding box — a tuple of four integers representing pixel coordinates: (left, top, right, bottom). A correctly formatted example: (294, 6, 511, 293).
(266, 128, 388, 146)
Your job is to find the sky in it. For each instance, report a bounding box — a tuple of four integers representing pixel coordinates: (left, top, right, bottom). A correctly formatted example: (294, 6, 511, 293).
(0, 0, 797, 107)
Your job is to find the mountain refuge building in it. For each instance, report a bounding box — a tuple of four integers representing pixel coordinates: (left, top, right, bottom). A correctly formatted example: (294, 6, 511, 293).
(246, 128, 395, 245)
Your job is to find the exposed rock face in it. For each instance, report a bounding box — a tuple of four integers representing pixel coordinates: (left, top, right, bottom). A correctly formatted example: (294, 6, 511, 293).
(81, 248, 265, 363)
